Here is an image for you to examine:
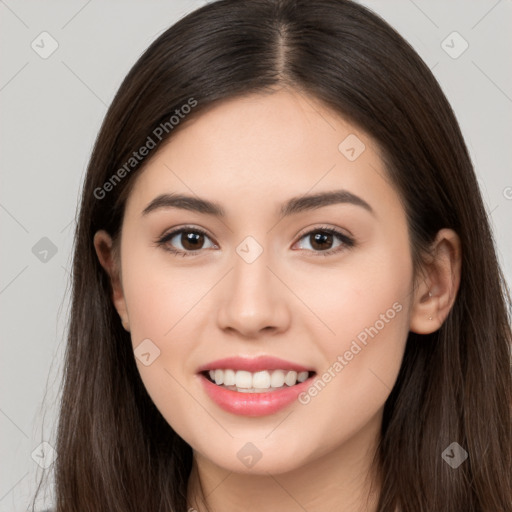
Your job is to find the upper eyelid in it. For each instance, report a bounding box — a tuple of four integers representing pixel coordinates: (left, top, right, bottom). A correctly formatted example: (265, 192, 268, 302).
(163, 226, 213, 239)
(295, 224, 353, 240)
(160, 226, 217, 246)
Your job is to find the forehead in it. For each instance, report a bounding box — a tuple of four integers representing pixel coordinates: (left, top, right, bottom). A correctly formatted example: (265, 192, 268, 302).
(123, 88, 402, 222)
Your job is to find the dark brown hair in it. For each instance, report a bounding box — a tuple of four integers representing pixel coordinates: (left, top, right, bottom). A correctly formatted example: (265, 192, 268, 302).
(32, 0, 512, 510)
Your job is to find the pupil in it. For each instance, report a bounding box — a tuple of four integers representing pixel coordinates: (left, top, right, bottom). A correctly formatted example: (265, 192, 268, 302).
(312, 232, 332, 250)
(182, 232, 204, 250)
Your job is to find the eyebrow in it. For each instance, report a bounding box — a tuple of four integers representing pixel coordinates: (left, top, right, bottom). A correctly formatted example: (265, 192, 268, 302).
(141, 190, 374, 218)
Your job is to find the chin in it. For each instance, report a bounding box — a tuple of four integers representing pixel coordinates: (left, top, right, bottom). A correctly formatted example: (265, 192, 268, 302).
(193, 436, 317, 475)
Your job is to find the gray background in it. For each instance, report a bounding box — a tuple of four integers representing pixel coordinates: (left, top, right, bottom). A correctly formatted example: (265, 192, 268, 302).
(1, 1, 511, 510)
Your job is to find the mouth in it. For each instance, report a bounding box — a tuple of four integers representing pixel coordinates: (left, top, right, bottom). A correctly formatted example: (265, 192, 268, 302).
(201, 368, 316, 393)
(196, 357, 317, 416)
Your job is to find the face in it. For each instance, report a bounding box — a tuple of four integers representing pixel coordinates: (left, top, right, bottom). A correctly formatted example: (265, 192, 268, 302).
(99, 88, 417, 475)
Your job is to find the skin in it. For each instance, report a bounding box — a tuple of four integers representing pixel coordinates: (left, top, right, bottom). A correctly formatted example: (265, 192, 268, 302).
(94, 87, 461, 512)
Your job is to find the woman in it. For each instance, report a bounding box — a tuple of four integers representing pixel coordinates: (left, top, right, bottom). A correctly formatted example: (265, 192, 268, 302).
(32, 0, 512, 510)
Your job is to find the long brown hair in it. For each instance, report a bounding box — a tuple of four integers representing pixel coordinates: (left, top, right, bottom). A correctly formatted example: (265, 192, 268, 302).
(31, 1, 512, 510)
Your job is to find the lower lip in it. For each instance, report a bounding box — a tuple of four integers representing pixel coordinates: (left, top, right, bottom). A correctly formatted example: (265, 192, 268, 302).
(198, 373, 315, 417)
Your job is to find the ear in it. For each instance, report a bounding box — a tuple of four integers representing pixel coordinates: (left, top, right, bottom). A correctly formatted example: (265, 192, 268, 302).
(93, 230, 130, 332)
(410, 228, 462, 334)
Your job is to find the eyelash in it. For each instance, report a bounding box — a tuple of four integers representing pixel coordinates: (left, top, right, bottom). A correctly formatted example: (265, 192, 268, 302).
(155, 225, 355, 258)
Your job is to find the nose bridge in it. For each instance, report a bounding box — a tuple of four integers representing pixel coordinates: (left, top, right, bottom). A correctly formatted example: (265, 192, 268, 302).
(216, 237, 290, 336)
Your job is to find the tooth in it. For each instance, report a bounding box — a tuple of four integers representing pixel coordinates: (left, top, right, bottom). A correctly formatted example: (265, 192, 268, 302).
(223, 369, 236, 386)
(252, 370, 271, 389)
(297, 371, 309, 383)
(235, 370, 252, 389)
(285, 370, 298, 386)
(270, 370, 285, 388)
(214, 369, 224, 385)
(207, 368, 310, 390)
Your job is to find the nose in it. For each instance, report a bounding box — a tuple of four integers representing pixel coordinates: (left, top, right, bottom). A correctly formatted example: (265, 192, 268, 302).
(216, 249, 291, 339)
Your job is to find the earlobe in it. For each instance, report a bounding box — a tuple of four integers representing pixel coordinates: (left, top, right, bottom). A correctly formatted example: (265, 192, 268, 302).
(93, 230, 130, 332)
(409, 229, 461, 335)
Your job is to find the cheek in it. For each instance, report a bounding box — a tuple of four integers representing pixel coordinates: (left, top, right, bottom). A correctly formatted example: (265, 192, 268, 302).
(119, 241, 216, 429)
(296, 237, 412, 426)
(295, 234, 412, 350)
(120, 238, 208, 343)
(298, 306, 409, 453)
(121, 258, 205, 438)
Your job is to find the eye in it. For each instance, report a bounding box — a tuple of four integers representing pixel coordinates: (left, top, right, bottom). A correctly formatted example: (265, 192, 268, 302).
(294, 226, 355, 256)
(155, 225, 355, 257)
(156, 226, 217, 257)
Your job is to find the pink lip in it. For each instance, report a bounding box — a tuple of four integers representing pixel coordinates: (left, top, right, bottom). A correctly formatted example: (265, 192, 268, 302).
(196, 356, 313, 373)
(196, 356, 316, 416)
(197, 372, 315, 417)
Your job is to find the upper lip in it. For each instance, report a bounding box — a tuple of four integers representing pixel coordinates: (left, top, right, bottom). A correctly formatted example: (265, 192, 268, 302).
(197, 356, 314, 373)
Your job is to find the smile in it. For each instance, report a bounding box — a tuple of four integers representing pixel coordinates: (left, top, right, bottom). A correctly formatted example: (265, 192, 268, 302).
(204, 369, 312, 392)
(196, 355, 317, 416)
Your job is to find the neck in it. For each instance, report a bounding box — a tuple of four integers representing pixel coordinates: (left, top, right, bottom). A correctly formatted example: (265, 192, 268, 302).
(187, 411, 382, 512)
